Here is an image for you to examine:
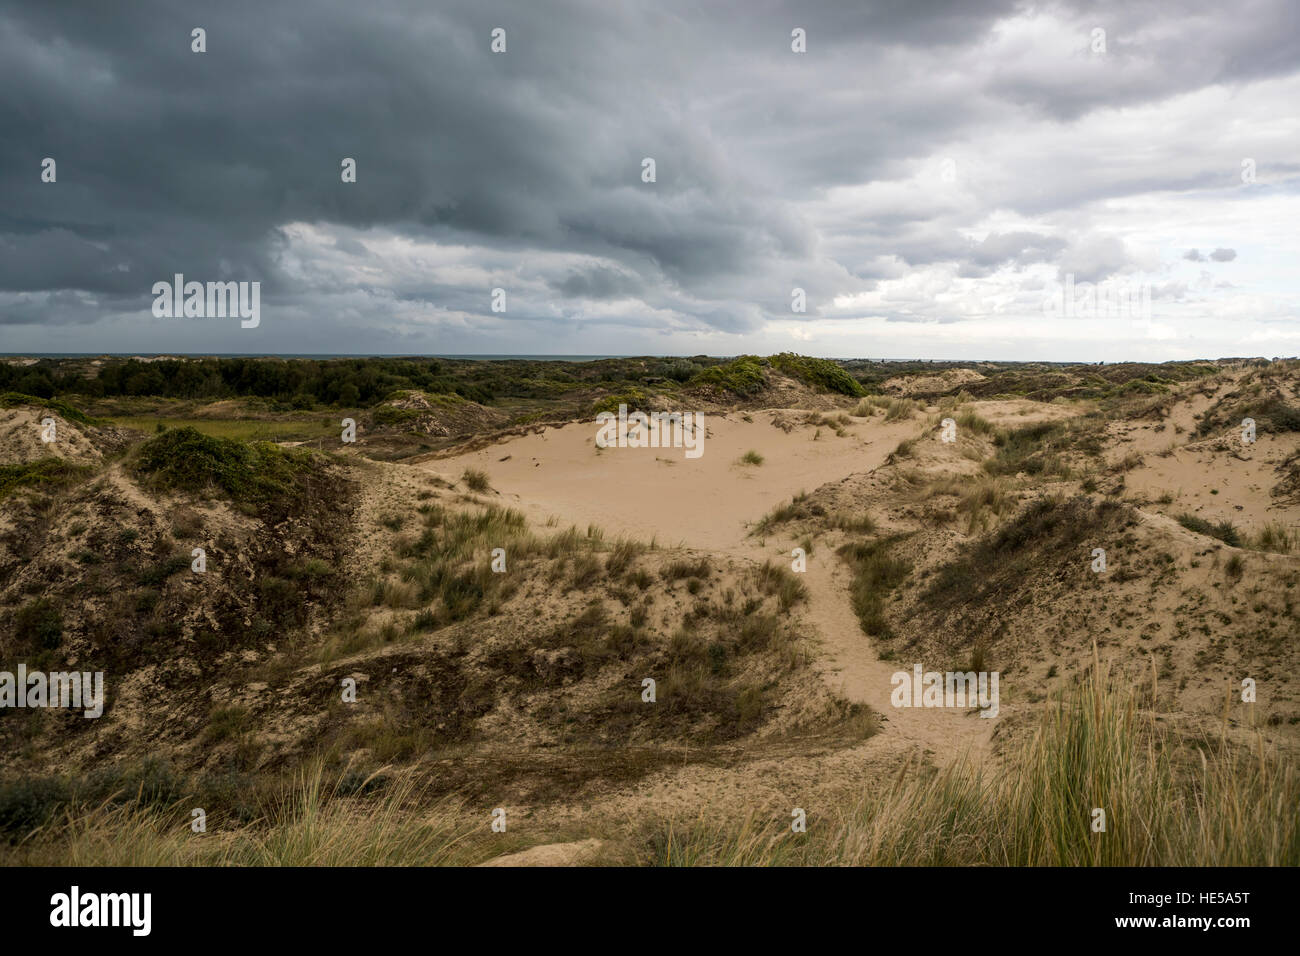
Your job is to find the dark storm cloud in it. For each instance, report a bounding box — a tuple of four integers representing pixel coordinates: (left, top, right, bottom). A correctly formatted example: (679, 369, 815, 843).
(551, 264, 643, 299)
(0, 0, 1296, 351)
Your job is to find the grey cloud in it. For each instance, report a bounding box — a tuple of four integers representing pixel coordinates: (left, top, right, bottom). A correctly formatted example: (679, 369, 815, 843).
(1058, 235, 1132, 283)
(1185, 247, 1237, 263)
(551, 265, 643, 299)
(958, 231, 1067, 276)
(0, 0, 1295, 352)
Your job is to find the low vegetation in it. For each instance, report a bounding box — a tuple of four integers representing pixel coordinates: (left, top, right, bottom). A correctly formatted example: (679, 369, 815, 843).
(133, 426, 325, 513)
(0, 457, 89, 498)
(648, 668, 1299, 865)
(1176, 513, 1241, 547)
(839, 537, 911, 639)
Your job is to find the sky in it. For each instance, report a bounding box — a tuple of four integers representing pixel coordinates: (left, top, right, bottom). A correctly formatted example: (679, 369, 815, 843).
(1, 0, 1298, 361)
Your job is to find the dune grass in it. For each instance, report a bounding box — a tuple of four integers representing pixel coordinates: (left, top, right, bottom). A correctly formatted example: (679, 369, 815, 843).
(0, 457, 90, 498)
(1, 764, 500, 866)
(461, 467, 492, 492)
(1248, 521, 1296, 554)
(1176, 512, 1241, 547)
(852, 396, 919, 421)
(839, 536, 911, 639)
(9, 665, 1295, 867)
(647, 662, 1300, 865)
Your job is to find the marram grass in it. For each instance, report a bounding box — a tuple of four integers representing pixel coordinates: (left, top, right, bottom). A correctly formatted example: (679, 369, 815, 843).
(6, 665, 1296, 866)
(646, 662, 1300, 866)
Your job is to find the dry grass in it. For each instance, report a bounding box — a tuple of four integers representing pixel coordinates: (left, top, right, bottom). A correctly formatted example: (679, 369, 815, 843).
(461, 468, 491, 493)
(1, 764, 503, 866)
(853, 396, 919, 421)
(646, 662, 1300, 865)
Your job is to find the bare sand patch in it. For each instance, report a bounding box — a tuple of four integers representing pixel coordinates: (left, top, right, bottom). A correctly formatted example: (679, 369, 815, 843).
(422, 410, 921, 550)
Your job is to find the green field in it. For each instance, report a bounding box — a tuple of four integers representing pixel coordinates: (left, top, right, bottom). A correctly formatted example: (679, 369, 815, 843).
(107, 416, 339, 443)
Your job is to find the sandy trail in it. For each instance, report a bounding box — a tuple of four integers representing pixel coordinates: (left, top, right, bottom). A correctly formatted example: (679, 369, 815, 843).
(797, 553, 994, 763)
(422, 409, 996, 764)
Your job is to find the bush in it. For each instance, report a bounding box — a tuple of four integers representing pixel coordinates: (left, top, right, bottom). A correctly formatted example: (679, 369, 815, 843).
(0, 777, 71, 839)
(15, 597, 62, 650)
(768, 354, 865, 397)
(688, 357, 768, 397)
(134, 427, 317, 509)
(0, 458, 88, 498)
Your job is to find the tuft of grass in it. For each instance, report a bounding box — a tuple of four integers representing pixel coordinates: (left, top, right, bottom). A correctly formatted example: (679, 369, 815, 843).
(14, 597, 63, 650)
(926, 496, 1131, 611)
(887, 437, 917, 461)
(954, 409, 995, 437)
(662, 557, 711, 582)
(752, 491, 818, 535)
(1176, 513, 1241, 547)
(754, 561, 808, 612)
(983, 421, 1070, 477)
(883, 398, 919, 422)
(461, 468, 491, 493)
(832, 512, 876, 534)
(738, 450, 765, 466)
(1249, 522, 1297, 554)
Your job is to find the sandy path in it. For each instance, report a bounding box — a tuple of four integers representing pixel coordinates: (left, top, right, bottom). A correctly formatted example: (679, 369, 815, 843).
(797, 552, 993, 764)
(422, 409, 996, 764)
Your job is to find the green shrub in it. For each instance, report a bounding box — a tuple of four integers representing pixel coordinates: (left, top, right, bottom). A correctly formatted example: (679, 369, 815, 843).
(768, 354, 865, 397)
(592, 389, 650, 415)
(134, 427, 318, 508)
(0, 458, 88, 498)
(688, 357, 768, 397)
(0, 392, 95, 425)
